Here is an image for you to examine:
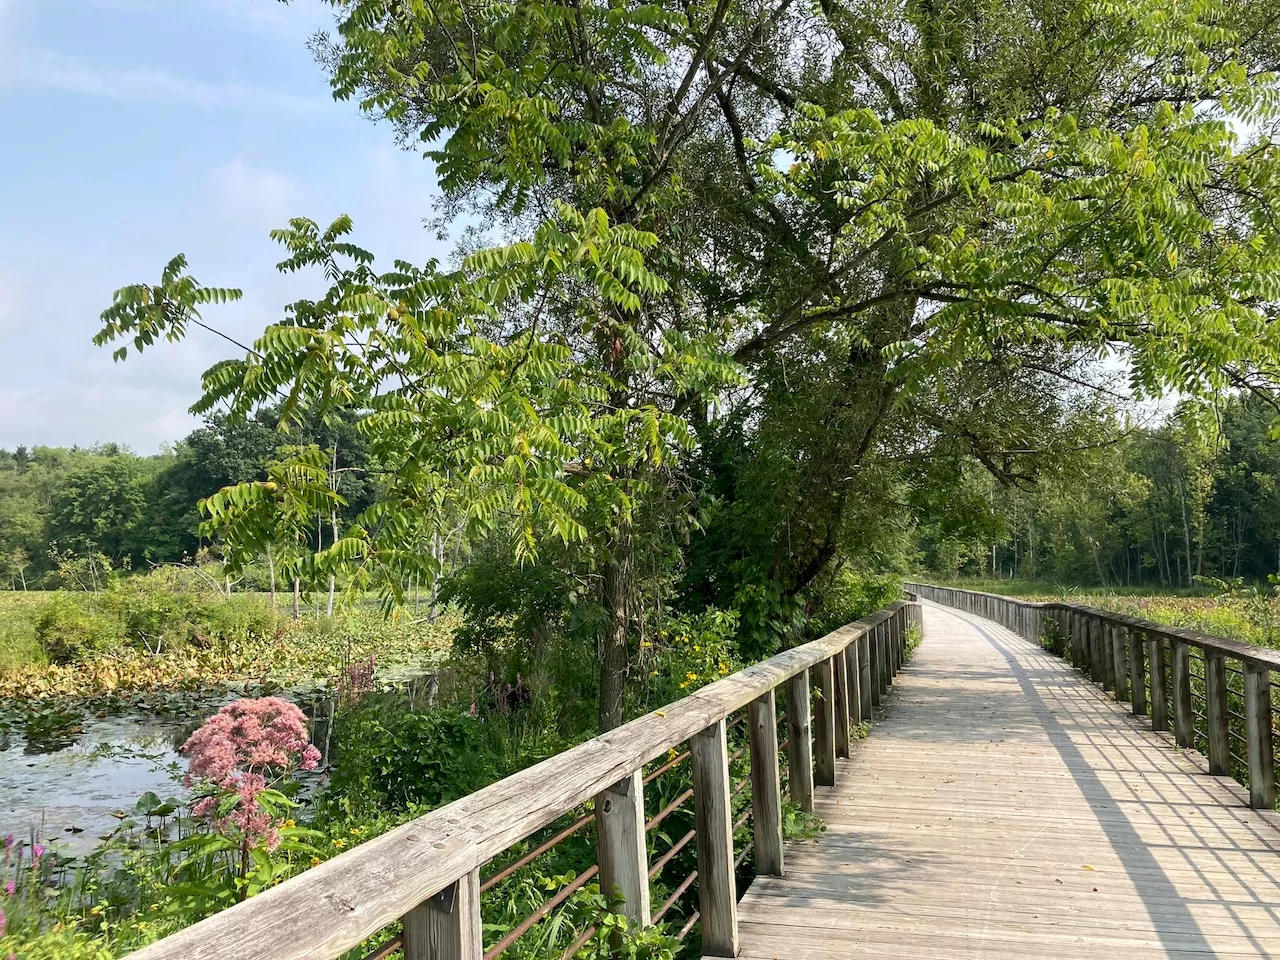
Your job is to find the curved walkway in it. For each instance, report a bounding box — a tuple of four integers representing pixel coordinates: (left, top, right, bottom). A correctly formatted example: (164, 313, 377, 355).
(733, 601, 1280, 959)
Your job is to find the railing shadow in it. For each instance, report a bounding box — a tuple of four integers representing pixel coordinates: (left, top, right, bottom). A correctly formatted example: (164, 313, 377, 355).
(956, 607, 1280, 954)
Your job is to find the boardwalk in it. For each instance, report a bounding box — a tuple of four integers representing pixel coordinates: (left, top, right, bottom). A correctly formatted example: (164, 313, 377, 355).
(734, 601, 1280, 959)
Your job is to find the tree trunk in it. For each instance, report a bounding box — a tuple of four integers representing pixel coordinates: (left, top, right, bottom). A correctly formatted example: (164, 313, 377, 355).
(1179, 483, 1193, 587)
(598, 525, 633, 733)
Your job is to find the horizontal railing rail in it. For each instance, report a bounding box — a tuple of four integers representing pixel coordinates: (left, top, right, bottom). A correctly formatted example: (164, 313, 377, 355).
(908, 582, 1278, 811)
(130, 598, 923, 960)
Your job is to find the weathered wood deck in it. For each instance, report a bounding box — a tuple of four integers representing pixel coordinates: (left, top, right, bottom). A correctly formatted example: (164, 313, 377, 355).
(734, 601, 1280, 959)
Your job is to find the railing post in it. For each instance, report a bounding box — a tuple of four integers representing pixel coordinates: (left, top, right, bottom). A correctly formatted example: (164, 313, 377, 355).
(846, 637, 863, 726)
(858, 632, 873, 720)
(1069, 611, 1083, 668)
(596, 770, 651, 927)
(1128, 628, 1147, 716)
(691, 719, 738, 958)
(784, 669, 814, 812)
(1101, 621, 1116, 693)
(833, 648, 851, 758)
(1149, 635, 1169, 732)
(813, 657, 837, 786)
(1243, 662, 1276, 810)
(748, 690, 784, 875)
(1173, 641, 1194, 748)
(869, 624, 883, 708)
(1205, 651, 1230, 777)
(877, 624, 890, 698)
(403, 869, 482, 960)
(1089, 617, 1105, 685)
(1111, 623, 1129, 703)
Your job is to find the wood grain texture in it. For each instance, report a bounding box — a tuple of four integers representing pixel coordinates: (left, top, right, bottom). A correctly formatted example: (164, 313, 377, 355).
(1111, 623, 1130, 703)
(595, 770, 650, 925)
(785, 668, 814, 813)
(813, 657, 837, 787)
(692, 719, 738, 958)
(1205, 652, 1229, 777)
(1173, 641, 1194, 749)
(748, 690, 784, 876)
(403, 869, 481, 960)
(1242, 663, 1275, 810)
(905, 583, 1280, 671)
(1128, 629, 1147, 717)
(832, 648, 851, 758)
(1148, 636, 1168, 732)
(735, 602, 1280, 960)
(846, 639, 863, 726)
(127, 605, 909, 960)
(858, 633, 872, 722)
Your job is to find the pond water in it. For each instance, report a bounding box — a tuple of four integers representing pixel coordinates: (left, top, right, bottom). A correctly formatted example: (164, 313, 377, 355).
(0, 666, 441, 857)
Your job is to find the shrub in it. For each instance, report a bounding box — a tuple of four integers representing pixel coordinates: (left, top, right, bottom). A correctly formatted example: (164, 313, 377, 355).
(33, 595, 120, 664)
(318, 703, 506, 820)
(805, 568, 903, 637)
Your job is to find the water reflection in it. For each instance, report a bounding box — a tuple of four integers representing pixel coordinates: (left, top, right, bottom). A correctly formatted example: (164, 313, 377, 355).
(0, 665, 441, 856)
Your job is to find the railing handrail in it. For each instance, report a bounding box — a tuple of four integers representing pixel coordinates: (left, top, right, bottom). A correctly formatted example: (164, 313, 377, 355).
(129, 600, 917, 960)
(905, 582, 1280, 670)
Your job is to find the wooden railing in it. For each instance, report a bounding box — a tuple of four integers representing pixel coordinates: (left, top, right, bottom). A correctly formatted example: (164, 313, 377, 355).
(130, 598, 923, 960)
(908, 582, 1279, 810)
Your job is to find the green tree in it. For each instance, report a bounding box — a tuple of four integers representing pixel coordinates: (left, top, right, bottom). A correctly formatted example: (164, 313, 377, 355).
(98, 0, 1280, 726)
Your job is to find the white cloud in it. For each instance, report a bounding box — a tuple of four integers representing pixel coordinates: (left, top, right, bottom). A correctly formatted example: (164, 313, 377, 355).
(7, 49, 324, 111)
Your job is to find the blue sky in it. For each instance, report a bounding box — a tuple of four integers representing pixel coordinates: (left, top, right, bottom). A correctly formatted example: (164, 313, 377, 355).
(0, 0, 450, 452)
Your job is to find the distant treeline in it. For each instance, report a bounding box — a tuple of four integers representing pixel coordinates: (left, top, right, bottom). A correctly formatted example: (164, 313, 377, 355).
(0, 408, 373, 589)
(914, 395, 1280, 588)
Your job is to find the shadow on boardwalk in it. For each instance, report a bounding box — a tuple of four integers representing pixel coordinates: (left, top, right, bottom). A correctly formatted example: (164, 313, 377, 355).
(732, 602, 1280, 960)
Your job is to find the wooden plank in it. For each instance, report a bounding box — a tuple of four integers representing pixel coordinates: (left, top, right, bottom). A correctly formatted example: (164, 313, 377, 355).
(868, 624, 882, 708)
(1173, 641, 1194, 748)
(1089, 615, 1105, 685)
(813, 656, 837, 787)
(1129, 627, 1147, 716)
(748, 690, 784, 876)
(595, 770, 650, 926)
(857, 633, 872, 721)
(402, 869, 481, 960)
(905, 582, 1280, 670)
(1101, 618, 1116, 692)
(1111, 623, 1129, 703)
(125, 601, 905, 960)
(735, 601, 1280, 960)
(1205, 652, 1229, 777)
(832, 648, 851, 758)
(845, 638, 862, 726)
(1243, 662, 1275, 810)
(784, 668, 814, 812)
(1149, 634, 1169, 731)
(691, 719, 738, 958)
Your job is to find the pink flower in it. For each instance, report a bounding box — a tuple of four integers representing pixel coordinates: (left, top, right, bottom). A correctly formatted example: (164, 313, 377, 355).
(182, 697, 320, 853)
(0, 906, 6, 937)
(31, 843, 45, 863)
(3, 880, 13, 897)
(300, 744, 321, 771)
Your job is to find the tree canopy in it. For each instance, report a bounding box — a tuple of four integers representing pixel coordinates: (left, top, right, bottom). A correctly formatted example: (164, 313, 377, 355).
(95, 0, 1280, 729)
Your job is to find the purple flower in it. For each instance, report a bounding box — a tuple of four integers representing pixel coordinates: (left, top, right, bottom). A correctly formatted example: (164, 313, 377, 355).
(2, 835, 11, 851)
(31, 843, 45, 862)
(4, 880, 14, 897)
